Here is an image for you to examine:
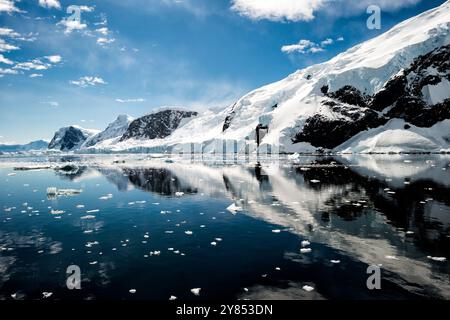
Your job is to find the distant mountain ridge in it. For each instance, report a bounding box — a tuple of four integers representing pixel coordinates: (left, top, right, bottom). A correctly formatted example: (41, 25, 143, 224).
(0, 140, 48, 152)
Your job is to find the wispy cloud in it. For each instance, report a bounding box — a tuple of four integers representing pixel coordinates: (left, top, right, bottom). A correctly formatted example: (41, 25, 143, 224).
(115, 98, 146, 103)
(29, 73, 43, 78)
(45, 55, 62, 63)
(282, 36, 342, 54)
(70, 76, 107, 87)
(0, 53, 13, 64)
(0, 38, 19, 52)
(41, 101, 59, 107)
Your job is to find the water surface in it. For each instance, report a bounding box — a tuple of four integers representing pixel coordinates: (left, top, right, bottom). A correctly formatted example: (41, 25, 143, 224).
(0, 154, 449, 300)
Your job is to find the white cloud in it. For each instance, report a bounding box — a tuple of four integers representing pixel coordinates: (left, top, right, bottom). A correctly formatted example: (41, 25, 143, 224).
(115, 98, 146, 103)
(337, 36, 344, 41)
(45, 55, 62, 63)
(96, 27, 109, 35)
(38, 0, 61, 9)
(0, 67, 18, 75)
(282, 36, 339, 55)
(231, 0, 324, 22)
(58, 19, 87, 34)
(0, 0, 21, 13)
(0, 53, 13, 64)
(321, 38, 333, 46)
(97, 37, 115, 46)
(281, 39, 318, 54)
(79, 5, 94, 12)
(42, 101, 59, 107)
(29, 73, 43, 78)
(14, 59, 49, 71)
(231, 0, 423, 22)
(0, 38, 19, 52)
(70, 76, 107, 87)
(0, 27, 20, 37)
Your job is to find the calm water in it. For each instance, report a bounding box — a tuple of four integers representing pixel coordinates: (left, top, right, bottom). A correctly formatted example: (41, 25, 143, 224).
(0, 155, 449, 300)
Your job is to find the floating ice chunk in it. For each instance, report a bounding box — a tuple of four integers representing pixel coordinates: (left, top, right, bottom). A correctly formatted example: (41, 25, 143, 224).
(272, 229, 281, 233)
(175, 192, 185, 197)
(302, 285, 314, 292)
(136, 201, 146, 204)
(81, 215, 96, 220)
(169, 296, 177, 301)
(211, 242, 217, 246)
(7, 173, 16, 176)
(50, 210, 65, 215)
(244, 288, 249, 292)
(301, 240, 311, 247)
(427, 256, 446, 262)
(76, 205, 85, 209)
(129, 289, 136, 294)
(215, 238, 223, 242)
(226, 203, 243, 214)
(86, 209, 100, 213)
(128, 202, 135, 205)
(275, 267, 281, 271)
(190, 288, 201, 296)
(47, 187, 82, 198)
(300, 248, 312, 253)
(406, 231, 415, 235)
(310, 180, 320, 184)
(99, 194, 113, 200)
(331, 260, 341, 264)
(185, 230, 193, 235)
(89, 261, 98, 265)
(42, 292, 53, 298)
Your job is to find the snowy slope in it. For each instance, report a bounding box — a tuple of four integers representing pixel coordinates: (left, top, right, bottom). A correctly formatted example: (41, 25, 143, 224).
(82, 114, 134, 149)
(90, 1, 450, 154)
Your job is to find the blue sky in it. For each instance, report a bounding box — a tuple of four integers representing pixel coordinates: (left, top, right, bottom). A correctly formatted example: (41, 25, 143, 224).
(0, 0, 447, 143)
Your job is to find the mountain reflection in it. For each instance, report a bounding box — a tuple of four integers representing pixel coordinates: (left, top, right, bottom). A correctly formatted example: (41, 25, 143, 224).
(53, 155, 450, 298)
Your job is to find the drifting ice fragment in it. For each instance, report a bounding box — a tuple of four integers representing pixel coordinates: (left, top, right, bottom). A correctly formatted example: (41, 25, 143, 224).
(169, 296, 177, 301)
(300, 248, 312, 253)
(427, 256, 446, 262)
(301, 240, 311, 247)
(175, 192, 184, 197)
(42, 292, 53, 298)
(302, 285, 314, 292)
(331, 260, 341, 264)
(81, 215, 96, 220)
(272, 229, 281, 233)
(86, 209, 100, 213)
(129, 289, 136, 294)
(191, 288, 201, 296)
(185, 230, 193, 235)
(226, 203, 243, 214)
(50, 210, 65, 215)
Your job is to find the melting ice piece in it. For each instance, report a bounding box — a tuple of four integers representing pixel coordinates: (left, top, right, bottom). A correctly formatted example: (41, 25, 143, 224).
(427, 256, 446, 262)
(129, 289, 136, 294)
(86, 209, 100, 213)
(272, 229, 281, 233)
(302, 285, 314, 292)
(81, 215, 96, 220)
(310, 180, 320, 184)
(211, 242, 217, 246)
(185, 230, 193, 235)
(50, 209, 65, 215)
(169, 296, 177, 301)
(300, 248, 312, 253)
(226, 203, 243, 214)
(42, 292, 53, 298)
(175, 192, 185, 197)
(301, 240, 311, 247)
(331, 260, 341, 264)
(191, 288, 201, 296)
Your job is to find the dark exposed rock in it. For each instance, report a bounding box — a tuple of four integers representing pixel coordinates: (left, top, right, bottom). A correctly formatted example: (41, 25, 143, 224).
(293, 104, 387, 149)
(326, 85, 370, 108)
(370, 76, 407, 111)
(48, 126, 89, 151)
(120, 109, 198, 141)
(223, 103, 237, 132)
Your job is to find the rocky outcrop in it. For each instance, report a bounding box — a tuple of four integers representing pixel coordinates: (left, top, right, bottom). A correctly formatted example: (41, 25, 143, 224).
(120, 109, 198, 141)
(48, 126, 98, 151)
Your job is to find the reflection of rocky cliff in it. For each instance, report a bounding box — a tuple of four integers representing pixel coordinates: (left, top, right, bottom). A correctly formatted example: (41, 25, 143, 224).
(122, 168, 198, 196)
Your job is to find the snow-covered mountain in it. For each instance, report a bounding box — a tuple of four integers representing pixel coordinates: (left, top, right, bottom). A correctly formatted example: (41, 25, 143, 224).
(0, 140, 48, 152)
(82, 114, 134, 149)
(48, 126, 100, 151)
(89, 0, 449, 154)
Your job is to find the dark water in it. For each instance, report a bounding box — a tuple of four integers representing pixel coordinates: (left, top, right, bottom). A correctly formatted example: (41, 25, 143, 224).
(0, 155, 449, 300)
